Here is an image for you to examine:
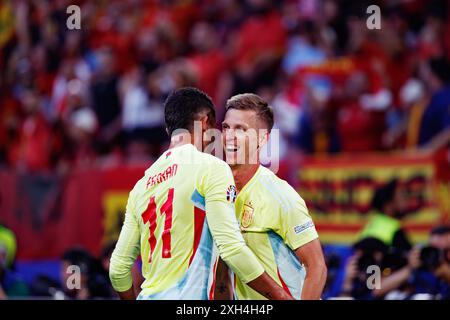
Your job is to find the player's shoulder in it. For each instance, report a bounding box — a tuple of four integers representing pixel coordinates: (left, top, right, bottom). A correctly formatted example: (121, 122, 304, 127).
(192, 148, 233, 174)
(196, 148, 228, 165)
(256, 166, 306, 209)
(257, 166, 294, 193)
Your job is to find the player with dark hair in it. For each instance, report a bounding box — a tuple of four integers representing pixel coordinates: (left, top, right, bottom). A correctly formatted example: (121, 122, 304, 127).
(109, 87, 292, 300)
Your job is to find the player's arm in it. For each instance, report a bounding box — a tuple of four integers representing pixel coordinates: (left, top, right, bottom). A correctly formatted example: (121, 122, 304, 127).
(109, 188, 141, 300)
(115, 287, 136, 300)
(281, 195, 327, 300)
(295, 239, 327, 300)
(214, 255, 294, 301)
(203, 162, 292, 300)
(214, 258, 233, 300)
(207, 197, 292, 300)
(246, 270, 294, 300)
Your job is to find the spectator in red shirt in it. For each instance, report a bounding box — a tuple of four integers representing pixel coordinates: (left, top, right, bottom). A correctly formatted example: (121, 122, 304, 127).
(8, 89, 53, 172)
(228, 0, 287, 95)
(188, 21, 230, 109)
(335, 71, 389, 153)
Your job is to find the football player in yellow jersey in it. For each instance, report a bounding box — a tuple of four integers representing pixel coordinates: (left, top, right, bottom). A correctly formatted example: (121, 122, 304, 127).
(109, 87, 292, 300)
(216, 93, 327, 300)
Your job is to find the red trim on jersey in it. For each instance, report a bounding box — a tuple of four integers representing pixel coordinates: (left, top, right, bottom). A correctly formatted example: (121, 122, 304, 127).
(277, 268, 294, 298)
(160, 188, 174, 258)
(189, 206, 206, 266)
(142, 196, 157, 262)
(209, 259, 218, 300)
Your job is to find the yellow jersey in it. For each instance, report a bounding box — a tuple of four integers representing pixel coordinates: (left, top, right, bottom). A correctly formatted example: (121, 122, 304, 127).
(109, 144, 265, 299)
(234, 165, 319, 300)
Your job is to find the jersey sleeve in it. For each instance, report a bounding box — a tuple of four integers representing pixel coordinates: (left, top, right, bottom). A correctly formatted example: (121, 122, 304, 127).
(278, 188, 319, 251)
(200, 160, 265, 284)
(109, 186, 141, 292)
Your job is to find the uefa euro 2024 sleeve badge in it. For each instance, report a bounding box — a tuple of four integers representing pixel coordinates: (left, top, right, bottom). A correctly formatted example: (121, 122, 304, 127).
(241, 201, 254, 228)
(226, 185, 237, 203)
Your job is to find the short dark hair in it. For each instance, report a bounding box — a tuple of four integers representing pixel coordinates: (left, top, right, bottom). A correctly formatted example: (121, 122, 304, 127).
(62, 248, 93, 274)
(353, 237, 388, 255)
(164, 87, 216, 136)
(371, 179, 398, 213)
(225, 93, 274, 131)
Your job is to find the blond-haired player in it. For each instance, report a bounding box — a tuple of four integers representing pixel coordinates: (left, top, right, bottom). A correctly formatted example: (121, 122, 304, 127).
(216, 93, 327, 300)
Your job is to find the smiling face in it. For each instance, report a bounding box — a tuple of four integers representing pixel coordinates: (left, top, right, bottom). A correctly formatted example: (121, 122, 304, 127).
(221, 93, 273, 167)
(221, 108, 268, 167)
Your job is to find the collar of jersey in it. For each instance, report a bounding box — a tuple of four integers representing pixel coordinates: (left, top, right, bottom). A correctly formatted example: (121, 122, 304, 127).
(167, 143, 197, 153)
(237, 165, 263, 197)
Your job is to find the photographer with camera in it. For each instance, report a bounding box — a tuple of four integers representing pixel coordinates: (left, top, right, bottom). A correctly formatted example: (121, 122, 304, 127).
(340, 238, 389, 299)
(373, 225, 450, 299)
(340, 179, 426, 299)
(359, 179, 412, 253)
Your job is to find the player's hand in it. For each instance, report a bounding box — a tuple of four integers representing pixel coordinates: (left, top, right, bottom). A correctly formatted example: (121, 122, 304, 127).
(117, 286, 137, 300)
(276, 290, 295, 300)
(246, 272, 294, 300)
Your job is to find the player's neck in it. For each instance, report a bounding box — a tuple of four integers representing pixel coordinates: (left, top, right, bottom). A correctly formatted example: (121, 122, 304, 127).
(169, 133, 194, 149)
(231, 164, 260, 191)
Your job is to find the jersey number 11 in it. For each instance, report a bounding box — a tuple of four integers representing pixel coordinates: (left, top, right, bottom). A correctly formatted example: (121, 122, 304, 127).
(141, 188, 174, 262)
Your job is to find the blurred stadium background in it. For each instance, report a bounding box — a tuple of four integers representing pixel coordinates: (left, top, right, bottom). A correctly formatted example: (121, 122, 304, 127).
(0, 0, 449, 300)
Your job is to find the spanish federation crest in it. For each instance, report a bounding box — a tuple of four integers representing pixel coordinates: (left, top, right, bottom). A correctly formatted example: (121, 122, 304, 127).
(241, 202, 254, 228)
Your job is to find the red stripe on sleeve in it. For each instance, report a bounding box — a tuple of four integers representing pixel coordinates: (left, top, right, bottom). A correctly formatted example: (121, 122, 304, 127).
(209, 259, 218, 300)
(189, 206, 206, 266)
(277, 268, 294, 298)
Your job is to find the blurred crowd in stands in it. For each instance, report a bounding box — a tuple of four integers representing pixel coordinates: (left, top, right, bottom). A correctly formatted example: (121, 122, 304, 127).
(1, 0, 450, 173)
(1, 0, 450, 300)
(0, 226, 120, 299)
(323, 180, 450, 300)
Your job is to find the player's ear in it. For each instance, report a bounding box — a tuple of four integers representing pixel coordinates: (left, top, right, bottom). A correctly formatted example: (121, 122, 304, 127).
(199, 114, 210, 132)
(257, 129, 270, 149)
